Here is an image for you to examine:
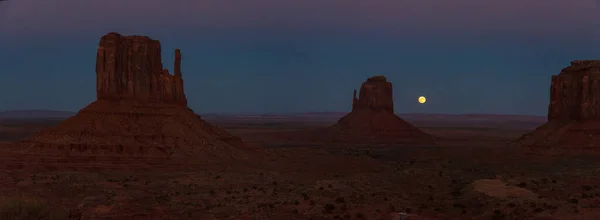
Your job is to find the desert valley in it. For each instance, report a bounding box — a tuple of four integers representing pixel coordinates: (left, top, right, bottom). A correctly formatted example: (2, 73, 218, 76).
(0, 33, 599, 220)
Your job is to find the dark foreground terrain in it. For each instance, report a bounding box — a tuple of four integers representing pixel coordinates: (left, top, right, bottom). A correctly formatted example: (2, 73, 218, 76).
(0, 116, 599, 220)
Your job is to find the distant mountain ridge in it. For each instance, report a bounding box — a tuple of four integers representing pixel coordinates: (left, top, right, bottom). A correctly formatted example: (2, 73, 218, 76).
(199, 112, 546, 130)
(200, 112, 545, 120)
(0, 110, 546, 129)
(0, 110, 75, 118)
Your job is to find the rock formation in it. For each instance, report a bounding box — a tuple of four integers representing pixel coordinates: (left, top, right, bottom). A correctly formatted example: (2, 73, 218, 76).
(11, 33, 248, 163)
(328, 76, 434, 144)
(518, 60, 600, 148)
(96, 33, 186, 104)
(351, 75, 394, 113)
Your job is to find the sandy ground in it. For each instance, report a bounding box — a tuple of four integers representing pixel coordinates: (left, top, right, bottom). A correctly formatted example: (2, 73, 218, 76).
(0, 118, 599, 219)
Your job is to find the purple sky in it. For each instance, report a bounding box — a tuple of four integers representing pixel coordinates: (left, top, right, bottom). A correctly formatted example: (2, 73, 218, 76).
(2, 0, 598, 37)
(0, 0, 599, 114)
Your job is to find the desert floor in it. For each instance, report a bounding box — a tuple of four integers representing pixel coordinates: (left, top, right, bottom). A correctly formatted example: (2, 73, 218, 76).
(0, 117, 599, 220)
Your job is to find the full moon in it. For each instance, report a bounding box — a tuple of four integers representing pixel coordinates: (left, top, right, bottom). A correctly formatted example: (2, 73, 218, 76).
(418, 96, 427, 104)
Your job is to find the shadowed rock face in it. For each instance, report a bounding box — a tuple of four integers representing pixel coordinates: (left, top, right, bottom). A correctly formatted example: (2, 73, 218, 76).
(96, 32, 186, 105)
(10, 33, 249, 163)
(330, 75, 433, 144)
(548, 60, 600, 121)
(519, 60, 600, 148)
(352, 75, 394, 113)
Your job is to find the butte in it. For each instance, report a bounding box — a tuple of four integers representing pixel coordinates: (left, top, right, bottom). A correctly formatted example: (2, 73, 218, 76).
(7, 33, 249, 164)
(518, 60, 600, 149)
(314, 76, 434, 144)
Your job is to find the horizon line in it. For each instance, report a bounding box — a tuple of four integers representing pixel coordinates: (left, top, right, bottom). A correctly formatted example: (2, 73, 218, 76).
(0, 109, 546, 117)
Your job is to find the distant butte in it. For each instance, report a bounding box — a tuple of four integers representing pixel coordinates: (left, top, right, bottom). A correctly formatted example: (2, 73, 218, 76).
(318, 75, 434, 144)
(9, 32, 249, 164)
(518, 60, 600, 148)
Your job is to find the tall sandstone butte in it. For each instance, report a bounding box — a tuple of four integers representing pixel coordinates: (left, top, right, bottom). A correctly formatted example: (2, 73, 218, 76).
(96, 33, 186, 104)
(519, 60, 600, 148)
(12, 33, 249, 163)
(329, 76, 434, 144)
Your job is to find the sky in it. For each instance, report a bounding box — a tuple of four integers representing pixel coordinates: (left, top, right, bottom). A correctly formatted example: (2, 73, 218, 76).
(0, 0, 599, 115)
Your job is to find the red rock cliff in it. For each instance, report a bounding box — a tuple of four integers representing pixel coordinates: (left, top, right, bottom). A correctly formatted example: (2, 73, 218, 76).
(96, 32, 186, 105)
(519, 60, 600, 148)
(12, 32, 249, 162)
(548, 60, 600, 121)
(351, 75, 394, 113)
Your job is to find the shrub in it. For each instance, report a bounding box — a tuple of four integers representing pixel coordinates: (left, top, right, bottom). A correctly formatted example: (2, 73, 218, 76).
(323, 204, 336, 213)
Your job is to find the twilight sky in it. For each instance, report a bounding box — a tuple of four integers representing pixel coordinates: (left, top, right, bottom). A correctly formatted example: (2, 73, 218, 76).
(0, 0, 599, 115)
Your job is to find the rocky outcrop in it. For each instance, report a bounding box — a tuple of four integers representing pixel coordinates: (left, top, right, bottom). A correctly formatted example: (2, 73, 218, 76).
(9, 33, 249, 164)
(351, 75, 394, 113)
(96, 33, 186, 105)
(329, 76, 434, 144)
(547, 60, 600, 120)
(519, 60, 600, 148)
